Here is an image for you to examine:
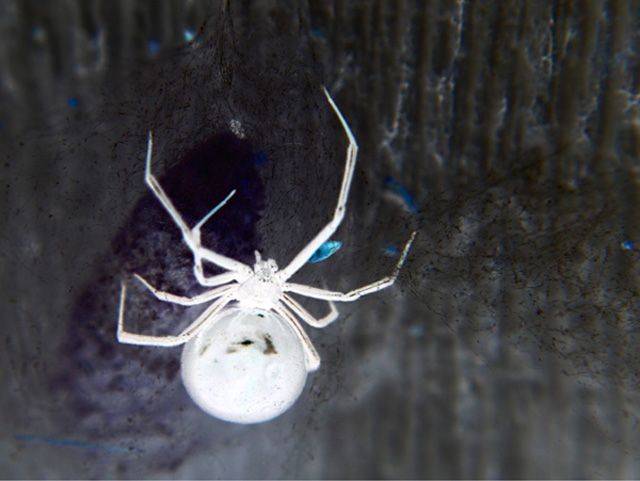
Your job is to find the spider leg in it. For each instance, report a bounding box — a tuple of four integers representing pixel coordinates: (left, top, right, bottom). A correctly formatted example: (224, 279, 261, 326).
(273, 304, 321, 371)
(281, 293, 339, 328)
(117, 282, 235, 347)
(283, 231, 416, 302)
(278, 87, 358, 281)
(189, 190, 247, 285)
(187, 201, 253, 286)
(144, 132, 252, 277)
(133, 273, 236, 305)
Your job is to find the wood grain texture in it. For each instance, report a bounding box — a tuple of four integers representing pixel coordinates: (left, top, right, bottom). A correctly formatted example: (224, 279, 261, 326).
(0, 0, 638, 478)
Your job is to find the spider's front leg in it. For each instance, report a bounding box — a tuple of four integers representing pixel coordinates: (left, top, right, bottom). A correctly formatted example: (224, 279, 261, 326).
(143, 132, 253, 283)
(278, 87, 358, 282)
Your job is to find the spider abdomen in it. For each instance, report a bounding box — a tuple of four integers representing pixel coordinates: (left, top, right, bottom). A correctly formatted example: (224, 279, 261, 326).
(117, 87, 415, 424)
(181, 307, 307, 424)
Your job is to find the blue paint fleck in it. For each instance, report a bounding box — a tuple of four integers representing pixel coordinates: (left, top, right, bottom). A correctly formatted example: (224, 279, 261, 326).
(309, 240, 342, 263)
(408, 324, 426, 338)
(67, 96, 79, 108)
(31, 26, 45, 42)
(384, 176, 418, 214)
(15, 434, 130, 454)
(310, 28, 326, 40)
(621, 240, 635, 251)
(183, 29, 195, 42)
(384, 243, 400, 256)
(254, 151, 268, 166)
(147, 38, 160, 56)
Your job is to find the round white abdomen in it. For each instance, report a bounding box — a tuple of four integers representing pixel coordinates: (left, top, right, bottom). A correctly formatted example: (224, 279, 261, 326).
(181, 307, 308, 424)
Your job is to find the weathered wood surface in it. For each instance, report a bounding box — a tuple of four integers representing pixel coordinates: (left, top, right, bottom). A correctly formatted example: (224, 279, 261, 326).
(1, 1, 638, 478)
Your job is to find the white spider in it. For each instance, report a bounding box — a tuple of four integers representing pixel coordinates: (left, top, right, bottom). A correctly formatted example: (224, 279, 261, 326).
(117, 87, 416, 423)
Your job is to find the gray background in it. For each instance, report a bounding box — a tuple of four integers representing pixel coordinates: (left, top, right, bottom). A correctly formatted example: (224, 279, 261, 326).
(1, 0, 639, 478)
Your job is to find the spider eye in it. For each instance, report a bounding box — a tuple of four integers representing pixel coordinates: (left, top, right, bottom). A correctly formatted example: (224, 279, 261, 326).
(268, 259, 278, 271)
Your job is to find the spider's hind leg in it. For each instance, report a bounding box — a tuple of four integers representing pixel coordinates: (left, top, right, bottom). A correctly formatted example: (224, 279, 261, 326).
(274, 305, 321, 371)
(282, 294, 339, 328)
(117, 282, 235, 347)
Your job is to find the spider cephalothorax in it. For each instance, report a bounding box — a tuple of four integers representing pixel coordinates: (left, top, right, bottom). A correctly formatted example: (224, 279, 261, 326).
(117, 86, 415, 423)
(252, 251, 279, 281)
(235, 252, 283, 309)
